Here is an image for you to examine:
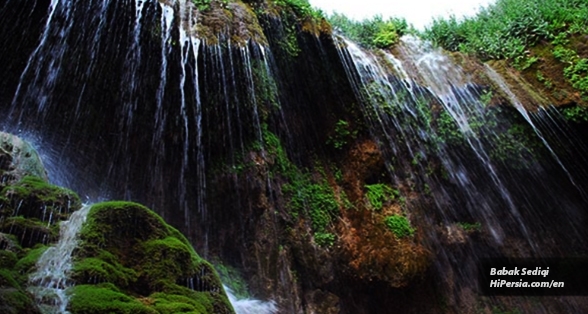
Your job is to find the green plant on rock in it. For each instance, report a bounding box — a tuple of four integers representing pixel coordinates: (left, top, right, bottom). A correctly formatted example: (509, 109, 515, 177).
(327, 120, 357, 150)
(213, 262, 249, 300)
(384, 215, 415, 238)
(423, 0, 588, 63)
(313, 232, 335, 247)
(435, 109, 464, 145)
(372, 22, 400, 49)
(457, 221, 482, 232)
(561, 105, 588, 123)
(536, 71, 554, 89)
(192, 0, 211, 11)
(283, 174, 340, 247)
(275, 0, 314, 18)
(328, 13, 409, 49)
(365, 183, 398, 211)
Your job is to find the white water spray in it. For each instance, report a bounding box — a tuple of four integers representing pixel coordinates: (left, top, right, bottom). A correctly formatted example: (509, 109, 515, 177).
(225, 285, 278, 314)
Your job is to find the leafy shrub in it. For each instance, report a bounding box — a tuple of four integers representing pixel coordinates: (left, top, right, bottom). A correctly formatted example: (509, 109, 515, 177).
(365, 184, 398, 211)
(384, 215, 415, 238)
(561, 105, 588, 123)
(328, 14, 409, 49)
(423, 0, 588, 61)
(327, 120, 357, 149)
(314, 232, 335, 247)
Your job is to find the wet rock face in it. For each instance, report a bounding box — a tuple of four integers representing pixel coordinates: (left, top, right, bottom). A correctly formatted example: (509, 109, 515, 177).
(0, 132, 47, 186)
(0, 133, 80, 248)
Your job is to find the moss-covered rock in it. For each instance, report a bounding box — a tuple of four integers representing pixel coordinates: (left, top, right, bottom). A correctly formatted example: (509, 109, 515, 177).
(0, 251, 42, 314)
(0, 176, 81, 248)
(68, 284, 157, 314)
(0, 132, 47, 186)
(0, 176, 81, 222)
(70, 201, 234, 314)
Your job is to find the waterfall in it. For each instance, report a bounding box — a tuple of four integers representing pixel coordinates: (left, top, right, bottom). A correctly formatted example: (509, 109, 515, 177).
(28, 204, 93, 314)
(225, 286, 277, 314)
(334, 33, 588, 309)
(3, 0, 588, 311)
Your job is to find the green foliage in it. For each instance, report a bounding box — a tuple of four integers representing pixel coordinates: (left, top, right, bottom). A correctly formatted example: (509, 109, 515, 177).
(192, 0, 211, 11)
(457, 222, 482, 231)
(372, 22, 400, 49)
(313, 232, 335, 247)
(262, 124, 291, 175)
(561, 105, 588, 123)
(424, 0, 588, 61)
(306, 182, 339, 233)
(384, 215, 415, 238)
(328, 13, 409, 49)
(435, 110, 464, 145)
(480, 90, 493, 106)
(536, 71, 554, 88)
(327, 120, 357, 149)
(275, 0, 315, 18)
(0, 250, 17, 269)
(365, 183, 398, 211)
(564, 58, 588, 96)
(283, 173, 340, 246)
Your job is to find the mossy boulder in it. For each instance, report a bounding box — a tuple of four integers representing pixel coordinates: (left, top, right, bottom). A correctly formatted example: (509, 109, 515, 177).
(70, 201, 234, 314)
(0, 132, 47, 186)
(0, 245, 44, 314)
(0, 176, 81, 247)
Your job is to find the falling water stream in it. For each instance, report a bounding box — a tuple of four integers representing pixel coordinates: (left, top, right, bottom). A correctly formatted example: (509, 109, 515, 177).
(28, 204, 92, 314)
(225, 286, 277, 314)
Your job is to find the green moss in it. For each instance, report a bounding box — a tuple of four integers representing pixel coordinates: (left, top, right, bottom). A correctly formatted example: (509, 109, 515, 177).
(0, 176, 81, 222)
(72, 201, 232, 313)
(14, 245, 48, 274)
(0, 266, 37, 314)
(0, 268, 19, 287)
(0, 216, 55, 247)
(150, 292, 211, 314)
(68, 284, 158, 314)
(0, 287, 37, 314)
(72, 254, 138, 288)
(0, 250, 17, 269)
(140, 237, 198, 290)
(78, 202, 168, 257)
